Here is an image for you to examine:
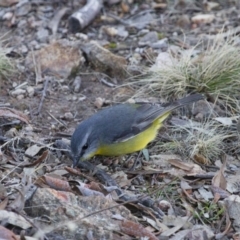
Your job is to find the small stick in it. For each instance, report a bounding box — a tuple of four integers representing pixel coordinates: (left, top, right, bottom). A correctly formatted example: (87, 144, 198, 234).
(46, 111, 67, 127)
(68, 0, 103, 33)
(36, 78, 49, 115)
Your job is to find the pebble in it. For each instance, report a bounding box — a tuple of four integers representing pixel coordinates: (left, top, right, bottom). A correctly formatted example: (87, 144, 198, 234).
(19, 45, 28, 54)
(0, 9, 6, 19)
(2, 12, 13, 20)
(11, 88, 26, 97)
(151, 40, 168, 50)
(17, 94, 25, 100)
(16, 3, 32, 17)
(73, 76, 82, 93)
(36, 28, 49, 42)
(72, 95, 77, 101)
(64, 112, 74, 120)
(138, 31, 158, 46)
(94, 97, 105, 109)
(75, 33, 89, 41)
(27, 86, 35, 97)
(25, 125, 33, 131)
(62, 86, 69, 93)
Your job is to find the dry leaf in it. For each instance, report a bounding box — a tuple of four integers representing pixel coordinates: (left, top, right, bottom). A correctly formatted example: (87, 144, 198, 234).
(0, 225, 18, 240)
(121, 219, 158, 240)
(41, 175, 72, 191)
(212, 157, 227, 189)
(22, 150, 48, 167)
(0, 210, 31, 229)
(192, 14, 215, 24)
(0, 107, 29, 124)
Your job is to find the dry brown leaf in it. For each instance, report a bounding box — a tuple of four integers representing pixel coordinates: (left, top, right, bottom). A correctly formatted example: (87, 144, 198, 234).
(161, 216, 189, 237)
(193, 154, 210, 165)
(121, 219, 158, 240)
(0, 182, 7, 199)
(0, 225, 18, 240)
(76, 182, 104, 197)
(168, 159, 205, 176)
(8, 175, 32, 212)
(22, 150, 48, 167)
(212, 157, 227, 189)
(0, 107, 29, 124)
(41, 175, 72, 191)
(0, 197, 8, 210)
(25, 144, 43, 157)
(210, 185, 230, 200)
(168, 159, 193, 171)
(215, 211, 232, 239)
(0, 0, 18, 7)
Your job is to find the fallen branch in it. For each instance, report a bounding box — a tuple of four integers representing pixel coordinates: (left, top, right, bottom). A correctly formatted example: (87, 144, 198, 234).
(68, 0, 103, 33)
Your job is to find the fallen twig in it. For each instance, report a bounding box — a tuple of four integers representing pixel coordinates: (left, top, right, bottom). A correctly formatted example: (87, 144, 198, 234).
(68, 0, 103, 33)
(36, 78, 49, 115)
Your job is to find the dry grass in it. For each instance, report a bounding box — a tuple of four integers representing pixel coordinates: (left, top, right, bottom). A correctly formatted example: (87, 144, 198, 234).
(0, 44, 15, 78)
(132, 35, 240, 106)
(153, 120, 230, 162)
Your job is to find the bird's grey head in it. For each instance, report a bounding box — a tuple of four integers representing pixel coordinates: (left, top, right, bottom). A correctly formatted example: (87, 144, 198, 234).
(70, 121, 99, 167)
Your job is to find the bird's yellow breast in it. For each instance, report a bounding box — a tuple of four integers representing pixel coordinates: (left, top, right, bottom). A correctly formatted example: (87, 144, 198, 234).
(96, 112, 170, 156)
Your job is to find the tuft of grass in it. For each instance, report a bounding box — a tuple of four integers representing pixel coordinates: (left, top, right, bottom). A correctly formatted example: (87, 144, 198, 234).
(132, 35, 240, 103)
(194, 201, 225, 224)
(153, 120, 229, 162)
(0, 44, 15, 78)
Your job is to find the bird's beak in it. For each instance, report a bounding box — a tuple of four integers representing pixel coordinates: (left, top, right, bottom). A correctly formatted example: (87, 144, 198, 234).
(72, 157, 79, 168)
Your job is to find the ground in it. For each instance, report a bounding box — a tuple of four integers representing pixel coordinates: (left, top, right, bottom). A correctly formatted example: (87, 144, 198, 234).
(0, 0, 240, 239)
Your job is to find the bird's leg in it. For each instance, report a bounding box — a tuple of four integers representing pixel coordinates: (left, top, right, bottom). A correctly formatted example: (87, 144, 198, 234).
(129, 151, 143, 171)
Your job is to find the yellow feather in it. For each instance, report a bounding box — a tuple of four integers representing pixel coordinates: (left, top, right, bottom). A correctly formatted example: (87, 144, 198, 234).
(97, 112, 170, 156)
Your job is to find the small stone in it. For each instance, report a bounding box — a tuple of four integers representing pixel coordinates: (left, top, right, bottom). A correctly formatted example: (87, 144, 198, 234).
(51, 124, 56, 130)
(62, 86, 69, 92)
(150, 38, 168, 50)
(75, 33, 88, 41)
(138, 31, 158, 47)
(18, 19, 27, 27)
(64, 112, 74, 120)
(17, 94, 25, 100)
(2, 12, 13, 20)
(16, 3, 32, 17)
(19, 45, 28, 54)
(29, 40, 39, 48)
(73, 76, 81, 93)
(78, 96, 86, 101)
(11, 89, 26, 97)
(72, 96, 77, 101)
(25, 125, 33, 131)
(36, 28, 49, 42)
(94, 97, 105, 109)
(27, 86, 35, 97)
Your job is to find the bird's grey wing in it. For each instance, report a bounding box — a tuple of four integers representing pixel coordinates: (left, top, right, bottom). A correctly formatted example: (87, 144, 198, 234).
(132, 102, 176, 129)
(131, 93, 204, 132)
(113, 94, 204, 143)
(113, 103, 170, 143)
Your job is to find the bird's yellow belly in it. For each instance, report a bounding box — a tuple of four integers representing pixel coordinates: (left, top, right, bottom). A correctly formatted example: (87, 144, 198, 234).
(97, 113, 169, 156)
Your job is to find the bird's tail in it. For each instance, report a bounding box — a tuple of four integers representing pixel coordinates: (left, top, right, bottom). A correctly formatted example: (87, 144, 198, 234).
(177, 93, 204, 106)
(162, 93, 203, 109)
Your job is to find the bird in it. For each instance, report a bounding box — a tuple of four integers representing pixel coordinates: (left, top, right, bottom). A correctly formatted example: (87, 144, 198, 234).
(71, 94, 204, 167)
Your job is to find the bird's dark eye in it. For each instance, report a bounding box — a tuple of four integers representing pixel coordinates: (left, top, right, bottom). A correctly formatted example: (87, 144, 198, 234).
(82, 143, 88, 150)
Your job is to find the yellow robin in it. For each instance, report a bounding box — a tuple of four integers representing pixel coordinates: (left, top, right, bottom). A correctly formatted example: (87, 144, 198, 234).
(71, 94, 203, 167)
